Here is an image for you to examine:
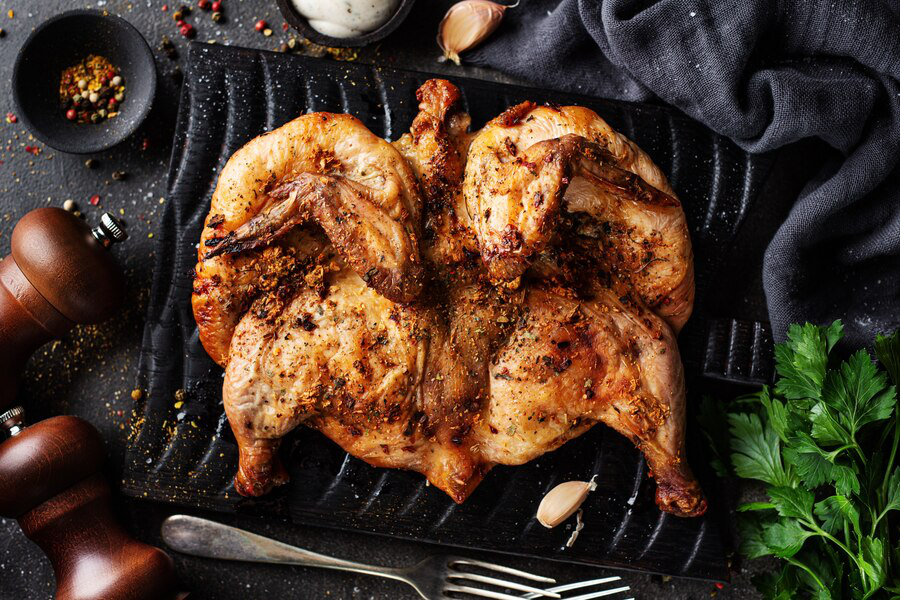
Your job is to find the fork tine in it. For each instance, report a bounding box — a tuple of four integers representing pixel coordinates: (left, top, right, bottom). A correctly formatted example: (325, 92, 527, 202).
(543, 577, 621, 594)
(522, 576, 625, 599)
(444, 583, 540, 600)
(449, 559, 555, 583)
(563, 585, 631, 600)
(447, 573, 561, 598)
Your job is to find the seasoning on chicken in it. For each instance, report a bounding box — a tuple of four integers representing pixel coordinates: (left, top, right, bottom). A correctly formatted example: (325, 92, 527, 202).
(193, 80, 706, 517)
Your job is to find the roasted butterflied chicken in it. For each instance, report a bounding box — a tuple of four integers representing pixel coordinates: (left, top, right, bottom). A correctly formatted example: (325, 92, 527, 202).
(192, 80, 706, 517)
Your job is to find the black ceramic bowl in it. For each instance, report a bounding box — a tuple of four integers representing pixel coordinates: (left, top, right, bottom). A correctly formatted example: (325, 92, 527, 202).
(276, 0, 417, 48)
(12, 10, 157, 154)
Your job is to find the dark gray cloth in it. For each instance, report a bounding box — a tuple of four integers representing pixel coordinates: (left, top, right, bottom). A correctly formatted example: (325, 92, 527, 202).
(469, 0, 900, 346)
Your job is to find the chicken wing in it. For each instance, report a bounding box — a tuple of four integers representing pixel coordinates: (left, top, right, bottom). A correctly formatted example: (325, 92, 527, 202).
(193, 112, 424, 366)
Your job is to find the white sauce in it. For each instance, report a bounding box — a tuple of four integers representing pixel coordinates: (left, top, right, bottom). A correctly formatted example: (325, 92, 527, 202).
(293, 0, 402, 39)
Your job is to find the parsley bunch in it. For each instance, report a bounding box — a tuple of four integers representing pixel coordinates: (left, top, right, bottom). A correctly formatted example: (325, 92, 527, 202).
(702, 322, 900, 599)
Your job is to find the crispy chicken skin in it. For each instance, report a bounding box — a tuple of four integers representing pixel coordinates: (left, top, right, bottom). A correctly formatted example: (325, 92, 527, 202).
(196, 80, 706, 517)
(464, 102, 694, 332)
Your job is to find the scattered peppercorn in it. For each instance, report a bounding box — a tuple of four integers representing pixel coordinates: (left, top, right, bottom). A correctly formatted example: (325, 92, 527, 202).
(131, 388, 143, 401)
(180, 23, 195, 38)
(0, 28, 6, 38)
(211, 0, 222, 11)
(84, 158, 97, 169)
(255, 19, 267, 32)
(89, 194, 100, 206)
(111, 170, 127, 181)
(211, 11, 222, 22)
(63, 199, 76, 212)
(59, 55, 126, 125)
(5, 112, 16, 123)
(141, 137, 151, 151)
(197, 0, 210, 9)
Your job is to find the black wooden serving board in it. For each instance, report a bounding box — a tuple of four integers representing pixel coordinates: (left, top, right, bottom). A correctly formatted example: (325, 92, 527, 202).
(123, 43, 778, 582)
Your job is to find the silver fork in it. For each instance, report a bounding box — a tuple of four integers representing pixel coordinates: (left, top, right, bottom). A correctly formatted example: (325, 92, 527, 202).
(523, 577, 632, 600)
(162, 514, 559, 600)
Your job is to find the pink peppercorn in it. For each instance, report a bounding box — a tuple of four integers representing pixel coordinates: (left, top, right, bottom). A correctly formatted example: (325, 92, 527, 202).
(66, 109, 77, 121)
(255, 19, 267, 32)
(211, 0, 221, 10)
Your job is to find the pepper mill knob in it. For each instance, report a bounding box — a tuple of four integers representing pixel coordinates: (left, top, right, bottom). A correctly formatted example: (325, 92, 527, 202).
(92, 212, 128, 247)
(0, 207, 185, 600)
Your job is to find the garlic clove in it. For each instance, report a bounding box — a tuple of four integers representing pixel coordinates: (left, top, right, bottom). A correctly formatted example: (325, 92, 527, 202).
(536, 477, 598, 529)
(437, 1, 508, 66)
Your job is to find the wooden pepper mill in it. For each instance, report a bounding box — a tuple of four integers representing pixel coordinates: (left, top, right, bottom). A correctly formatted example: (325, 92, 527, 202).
(0, 207, 185, 600)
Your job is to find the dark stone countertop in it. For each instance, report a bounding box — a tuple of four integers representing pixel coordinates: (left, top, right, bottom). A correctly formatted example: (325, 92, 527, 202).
(0, 1, 773, 598)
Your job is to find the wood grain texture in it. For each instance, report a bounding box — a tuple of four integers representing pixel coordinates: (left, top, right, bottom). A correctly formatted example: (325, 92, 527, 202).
(0, 417, 182, 599)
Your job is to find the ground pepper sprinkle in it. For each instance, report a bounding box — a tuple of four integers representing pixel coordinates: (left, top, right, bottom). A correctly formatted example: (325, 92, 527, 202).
(59, 55, 126, 125)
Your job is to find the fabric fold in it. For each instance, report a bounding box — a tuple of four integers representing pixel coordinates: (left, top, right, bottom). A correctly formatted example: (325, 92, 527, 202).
(469, 0, 900, 345)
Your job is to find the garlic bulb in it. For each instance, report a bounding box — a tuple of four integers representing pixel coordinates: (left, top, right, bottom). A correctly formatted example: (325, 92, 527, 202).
(437, 1, 511, 65)
(536, 477, 598, 528)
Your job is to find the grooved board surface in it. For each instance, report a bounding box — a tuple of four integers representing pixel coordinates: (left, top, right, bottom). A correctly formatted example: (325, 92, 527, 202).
(123, 43, 777, 582)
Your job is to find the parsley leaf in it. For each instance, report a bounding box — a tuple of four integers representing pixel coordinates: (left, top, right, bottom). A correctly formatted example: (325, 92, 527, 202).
(774, 321, 842, 403)
(875, 331, 900, 385)
(761, 518, 812, 558)
(814, 494, 861, 536)
(728, 412, 795, 487)
(821, 350, 895, 434)
(882, 467, 900, 515)
(768, 486, 814, 520)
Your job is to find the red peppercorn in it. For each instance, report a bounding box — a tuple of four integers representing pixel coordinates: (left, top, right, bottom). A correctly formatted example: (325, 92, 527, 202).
(282, 22, 289, 31)
(180, 23, 195, 37)
(176, 19, 186, 27)
(198, 0, 210, 9)
(66, 109, 77, 121)
(211, 0, 221, 10)
(89, 194, 100, 206)
(162, 4, 168, 10)
(6, 112, 17, 123)
(255, 19, 267, 32)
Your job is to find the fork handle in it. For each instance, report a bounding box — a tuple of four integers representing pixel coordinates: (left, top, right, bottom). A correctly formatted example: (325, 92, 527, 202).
(162, 515, 406, 583)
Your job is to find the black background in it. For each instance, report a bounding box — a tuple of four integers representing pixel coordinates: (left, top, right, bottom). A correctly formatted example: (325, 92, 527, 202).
(0, 1, 822, 598)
